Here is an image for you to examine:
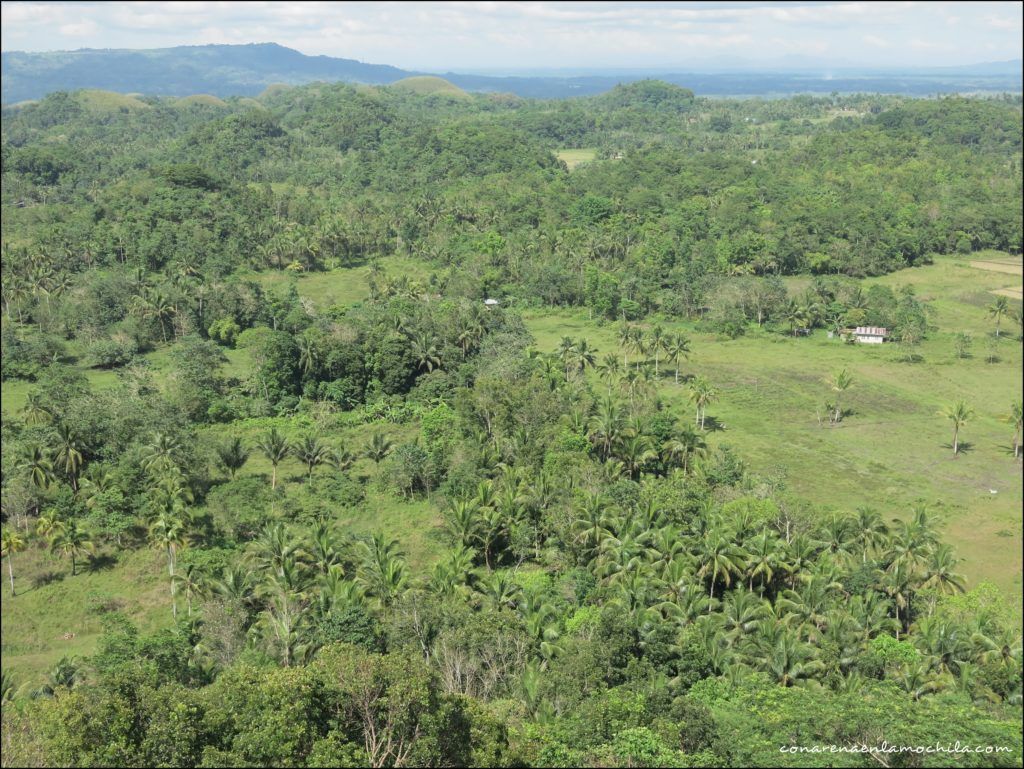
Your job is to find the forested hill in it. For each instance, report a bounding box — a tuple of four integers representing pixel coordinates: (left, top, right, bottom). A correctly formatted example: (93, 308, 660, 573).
(1, 81, 1022, 767)
(2, 42, 1022, 103)
(0, 43, 415, 104)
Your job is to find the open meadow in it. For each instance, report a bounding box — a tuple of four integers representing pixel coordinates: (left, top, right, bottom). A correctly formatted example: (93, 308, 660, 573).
(523, 255, 1023, 598)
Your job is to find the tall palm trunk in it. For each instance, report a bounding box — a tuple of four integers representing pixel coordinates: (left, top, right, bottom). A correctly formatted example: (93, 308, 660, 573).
(7, 554, 15, 596)
(168, 545, 177, 619)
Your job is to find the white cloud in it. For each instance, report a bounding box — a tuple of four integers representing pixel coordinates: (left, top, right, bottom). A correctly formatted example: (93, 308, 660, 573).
(58, 21, 99, 37)
(984, 14, 1021, 30)
(1, 1, 1021, 69)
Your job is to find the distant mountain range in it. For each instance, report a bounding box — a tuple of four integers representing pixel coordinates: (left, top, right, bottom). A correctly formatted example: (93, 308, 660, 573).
(2, 43, 1021, 103)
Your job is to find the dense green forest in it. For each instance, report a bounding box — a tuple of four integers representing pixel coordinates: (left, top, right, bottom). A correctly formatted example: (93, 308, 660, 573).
(1, 81, 1022, 767)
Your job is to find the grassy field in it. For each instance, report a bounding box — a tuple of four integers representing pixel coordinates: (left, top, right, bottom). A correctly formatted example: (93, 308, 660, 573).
(556, 148, 598, 170)
(243, 256, 434, 309)
(522, 255, 1023, 599)
(3, 253, 1021, 684)
(969, 252, 1023, 300)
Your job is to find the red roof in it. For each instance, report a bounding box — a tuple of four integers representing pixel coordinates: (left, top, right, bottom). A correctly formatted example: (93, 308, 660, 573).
(854, 326, 887, 336)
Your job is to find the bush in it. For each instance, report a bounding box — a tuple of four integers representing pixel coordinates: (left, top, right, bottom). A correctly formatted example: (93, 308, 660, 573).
(87, 338, 135, 369)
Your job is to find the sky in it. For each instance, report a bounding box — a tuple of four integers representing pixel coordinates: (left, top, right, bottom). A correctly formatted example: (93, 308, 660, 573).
(1, 1, 1021, 72)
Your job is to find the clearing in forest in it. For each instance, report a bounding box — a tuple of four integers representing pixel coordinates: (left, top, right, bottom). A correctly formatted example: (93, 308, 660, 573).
(524, 255, 1024, 600)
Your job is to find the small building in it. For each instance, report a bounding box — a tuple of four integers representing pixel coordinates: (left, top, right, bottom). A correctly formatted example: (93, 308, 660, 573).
(854, 326, 887, 344)
(483, 298, 500, 307)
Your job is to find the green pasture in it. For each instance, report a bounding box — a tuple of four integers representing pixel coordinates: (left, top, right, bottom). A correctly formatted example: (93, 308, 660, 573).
(524, 255, 1023, 598)
(243, 256, 434, 310)
(556, 148, 598, 169)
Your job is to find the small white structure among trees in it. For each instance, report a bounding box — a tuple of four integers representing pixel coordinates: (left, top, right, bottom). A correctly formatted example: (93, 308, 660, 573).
(853, 326, 887, 344)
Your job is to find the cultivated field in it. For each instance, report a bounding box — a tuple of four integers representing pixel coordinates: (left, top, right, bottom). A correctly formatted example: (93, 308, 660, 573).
(970, 253, 1023, 299)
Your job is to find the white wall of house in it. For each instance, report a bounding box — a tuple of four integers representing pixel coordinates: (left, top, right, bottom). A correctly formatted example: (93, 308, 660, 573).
(856, 335, 884, 344)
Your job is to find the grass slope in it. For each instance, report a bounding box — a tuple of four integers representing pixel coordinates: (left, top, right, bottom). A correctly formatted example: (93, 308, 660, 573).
(74, 90, 150, 113)
(391, 76, 469, 99)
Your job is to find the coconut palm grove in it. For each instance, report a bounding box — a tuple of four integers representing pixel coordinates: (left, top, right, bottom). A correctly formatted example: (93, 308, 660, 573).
(1, 26, 1023, 769)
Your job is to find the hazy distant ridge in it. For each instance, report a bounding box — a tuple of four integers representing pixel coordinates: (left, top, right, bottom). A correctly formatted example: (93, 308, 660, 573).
(2, 42, 1020, 103)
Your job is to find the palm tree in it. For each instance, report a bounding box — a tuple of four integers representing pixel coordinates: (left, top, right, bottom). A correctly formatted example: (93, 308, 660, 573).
(588, 397, 624, 460)
(171, 564, 206, 618)
(854, 507, 889, 562)
(617, 434, 657, 480)
(878, 560, 914, 637)
(410, 332, 441, 373)
(661, 424, 707, 474)
(50, 520, 94, 577)
(688, 376, 717, 430)
(941, 400, 973, 457)
(766, 631, 825, 686)
(826, 368, 853, 425)
(256, 428, 289, 489)
(149, 512, 188, 618)
(556, 336, 577, 379)
(208, 566, 256, 609)
(363, 433, 394, 465)
(19, 445, 54, 491)
(132, 288, 177, 343)
(697, 532, 746, 604)
(296, 335, 319, 377)
(52, 423, 85, 491)
(35, 510, 66, 541)
(215, 437, 249, 480)
(630, 326, 647, 371)
(988, 296, 1009, 338)
(141, 433, 183, 475)
(259, 592, 316, 667)
(307, 522, 341, 576)
(647, 325, 665, 375)
(616, 324, 634, 368)
(249, 523, 302, 578)
(1004, 401, 1023, 460)
(597, 353, 622, 396)
(663, 333, 691, 384)
(293, 435, 332, 482)
(355, 533, 408, 608)
(445, 499, 482, 550)
(783, 300, 808, 336)
(920, 545, 966, 595)
(37, 657, 83, 697)
(476, 570, 522, 611)
(572, 493, 613, 560)
(1, 528, 26, 596)
(573, 338, 598, 376)
(744, 531, 787, 596)
(22, 391, 53, 425)
(721, 589, 767, 639)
